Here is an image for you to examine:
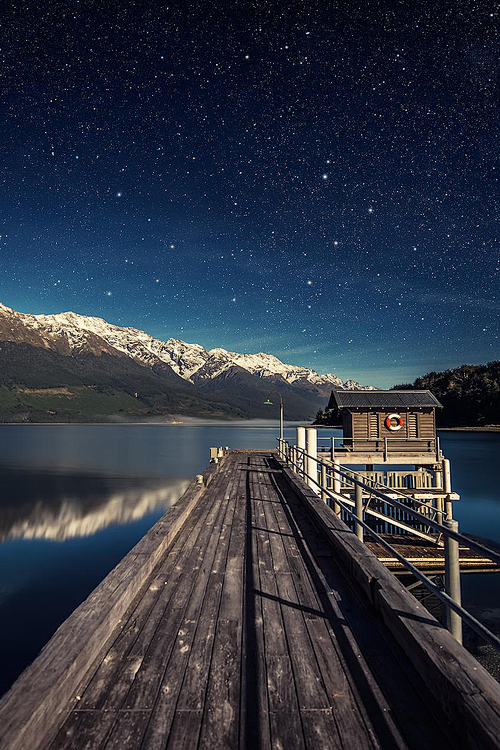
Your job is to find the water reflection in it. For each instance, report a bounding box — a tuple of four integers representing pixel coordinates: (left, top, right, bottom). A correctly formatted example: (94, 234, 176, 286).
(0, 468, 189, 542)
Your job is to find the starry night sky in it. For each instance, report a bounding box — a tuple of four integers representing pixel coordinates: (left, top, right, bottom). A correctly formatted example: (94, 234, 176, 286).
(1, 0, 499, 387)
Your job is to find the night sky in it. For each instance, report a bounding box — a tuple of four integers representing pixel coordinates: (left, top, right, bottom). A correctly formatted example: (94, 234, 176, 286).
(1, 0, 499, 387)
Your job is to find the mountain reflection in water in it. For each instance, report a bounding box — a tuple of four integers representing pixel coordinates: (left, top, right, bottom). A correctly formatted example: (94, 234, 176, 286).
(0, 468, 189, 542)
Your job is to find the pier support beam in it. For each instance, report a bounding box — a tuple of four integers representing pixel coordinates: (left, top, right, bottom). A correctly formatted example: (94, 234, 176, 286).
(305, 427, 319, 494)
(444, 518, 463, 644)
(443, 458, 454, 518)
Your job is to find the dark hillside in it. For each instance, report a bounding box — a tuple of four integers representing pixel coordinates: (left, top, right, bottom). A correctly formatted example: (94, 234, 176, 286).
(391, 362, 500, 427)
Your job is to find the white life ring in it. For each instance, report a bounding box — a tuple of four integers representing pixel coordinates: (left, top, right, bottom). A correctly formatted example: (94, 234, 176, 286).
(385, 413, 403, 431)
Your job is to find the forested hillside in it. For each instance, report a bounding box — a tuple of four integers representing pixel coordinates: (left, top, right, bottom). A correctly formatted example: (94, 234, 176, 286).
(392, 362, 500, 427)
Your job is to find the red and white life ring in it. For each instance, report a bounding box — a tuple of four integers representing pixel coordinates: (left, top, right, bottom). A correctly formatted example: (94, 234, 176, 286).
(385, 413, 403, 431)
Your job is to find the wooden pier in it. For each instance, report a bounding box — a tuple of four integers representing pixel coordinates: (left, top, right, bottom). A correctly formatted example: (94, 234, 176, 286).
(1, 451, 500, 749)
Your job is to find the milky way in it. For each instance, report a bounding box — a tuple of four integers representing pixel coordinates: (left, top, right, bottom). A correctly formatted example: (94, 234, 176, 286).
(1, 0, 499, 386)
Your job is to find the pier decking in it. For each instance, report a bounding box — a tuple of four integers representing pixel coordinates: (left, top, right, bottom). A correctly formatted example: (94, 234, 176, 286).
(1, 451, 500, 749)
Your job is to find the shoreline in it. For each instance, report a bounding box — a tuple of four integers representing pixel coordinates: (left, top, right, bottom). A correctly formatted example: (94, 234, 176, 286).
(437, 426, 500, 433)
(0, 420, 499, 432)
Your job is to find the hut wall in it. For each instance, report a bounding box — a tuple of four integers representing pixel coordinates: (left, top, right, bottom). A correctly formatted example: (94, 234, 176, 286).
(345, 408, 436, 453)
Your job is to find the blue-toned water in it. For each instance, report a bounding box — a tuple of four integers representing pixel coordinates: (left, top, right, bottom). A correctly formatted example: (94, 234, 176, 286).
(0, 424, 498, 694)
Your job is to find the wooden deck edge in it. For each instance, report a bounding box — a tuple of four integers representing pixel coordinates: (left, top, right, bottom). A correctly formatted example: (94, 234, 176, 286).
(0, 460, 220, 750)
(276, 458, 500, 750)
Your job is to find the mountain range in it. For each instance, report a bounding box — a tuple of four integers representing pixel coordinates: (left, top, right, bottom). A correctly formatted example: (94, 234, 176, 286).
(0, 302, 374, 422)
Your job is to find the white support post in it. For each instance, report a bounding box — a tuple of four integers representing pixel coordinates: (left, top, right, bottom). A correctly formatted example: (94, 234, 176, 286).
(305, 427, 319, 493)
(443, 458, 452, 493)
(444, 518, 463, 644)
(443, 458, 454, 518)
(297, 426, 306, 478)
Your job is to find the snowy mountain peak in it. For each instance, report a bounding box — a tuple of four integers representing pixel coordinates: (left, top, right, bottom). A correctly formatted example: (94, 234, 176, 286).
(1, 302, 372, 391)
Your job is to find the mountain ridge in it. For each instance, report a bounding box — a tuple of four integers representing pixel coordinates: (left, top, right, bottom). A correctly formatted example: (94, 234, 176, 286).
(0, 302, 375, 422)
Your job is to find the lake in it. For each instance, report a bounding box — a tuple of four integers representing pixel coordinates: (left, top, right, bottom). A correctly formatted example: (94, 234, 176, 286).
(0, 423, 498, 695)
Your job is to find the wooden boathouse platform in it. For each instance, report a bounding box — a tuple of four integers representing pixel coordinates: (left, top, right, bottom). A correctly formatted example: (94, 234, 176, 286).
(1, 451, 500, 750)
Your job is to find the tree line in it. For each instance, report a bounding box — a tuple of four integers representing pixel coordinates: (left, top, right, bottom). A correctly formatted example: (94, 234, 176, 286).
(314, 362, 500, 427)
(392, 361, 500, 427)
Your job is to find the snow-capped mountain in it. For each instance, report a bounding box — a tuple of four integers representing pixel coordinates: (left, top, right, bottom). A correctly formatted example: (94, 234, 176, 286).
(1, 303, 364, 391)
(0, 302, 373, 422)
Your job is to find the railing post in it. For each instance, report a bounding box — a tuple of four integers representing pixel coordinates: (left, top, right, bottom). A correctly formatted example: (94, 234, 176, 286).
(321, 463, 327, 503)
(278, 437, 284, 460)
(355, 483, 364, 541)
(444, 518, 463, 643)
(333, 458, 341, 515)
(297, 427, 306, 478)
(330, 436, 335, 462)
(305, 427, 319, 493)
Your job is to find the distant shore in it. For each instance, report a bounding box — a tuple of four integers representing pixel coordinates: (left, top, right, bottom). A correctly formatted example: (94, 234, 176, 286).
(437, 426, 500, 433)
(1, 420, 499, 432)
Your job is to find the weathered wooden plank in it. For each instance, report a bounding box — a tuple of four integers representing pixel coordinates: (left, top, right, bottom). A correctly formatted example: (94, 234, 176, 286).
(174, 491, 238, 712)
(273, 572, 332, 712)
(142, 461, 242, 749)
(165, 458, 244, 750)
(122, 461, 234, 712)
(257, 462, 343, 743)
(266, 656, 306, 750)
(266, 465, 381, 749)
(248, 462, 306, 750)
(47, 710, 118, 750)
(198, 457, 247, 750)
(252, 478, 289, 656)
(240, 460, 272, 750)
(197, 618, 241, 750)
(300, 709, 343, 750)
(102, 710, 151, 750)
(76, 469, 224, 714)
(76, 482, 218, 711)
(164, 710, 203, 750)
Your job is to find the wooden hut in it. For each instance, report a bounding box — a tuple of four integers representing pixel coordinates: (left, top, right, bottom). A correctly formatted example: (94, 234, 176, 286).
(327, 390, 442, 462)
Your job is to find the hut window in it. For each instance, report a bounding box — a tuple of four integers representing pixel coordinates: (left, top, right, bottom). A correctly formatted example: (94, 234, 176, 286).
(368, 413, 379, 439)
(408, 413, 418, 438)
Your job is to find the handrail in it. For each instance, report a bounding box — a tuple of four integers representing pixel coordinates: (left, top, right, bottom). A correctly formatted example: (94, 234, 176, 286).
(278, 437, 500, 653)
(286, 442, 500, 568)
(331, 464, 442, 518)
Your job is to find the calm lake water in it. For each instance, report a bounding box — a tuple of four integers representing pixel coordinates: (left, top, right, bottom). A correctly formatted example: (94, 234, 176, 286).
(0, 423, 498, 695)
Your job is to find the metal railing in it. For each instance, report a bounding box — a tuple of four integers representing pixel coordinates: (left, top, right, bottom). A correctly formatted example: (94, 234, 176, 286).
(277, 437, 500, 652)
(315, 433, 440, 461)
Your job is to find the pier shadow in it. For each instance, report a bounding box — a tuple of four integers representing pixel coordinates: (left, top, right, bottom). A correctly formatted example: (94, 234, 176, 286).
(243, 457, 264, 748)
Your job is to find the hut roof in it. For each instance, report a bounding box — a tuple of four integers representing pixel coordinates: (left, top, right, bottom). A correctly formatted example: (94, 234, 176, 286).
(329, 390, 442, 409)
